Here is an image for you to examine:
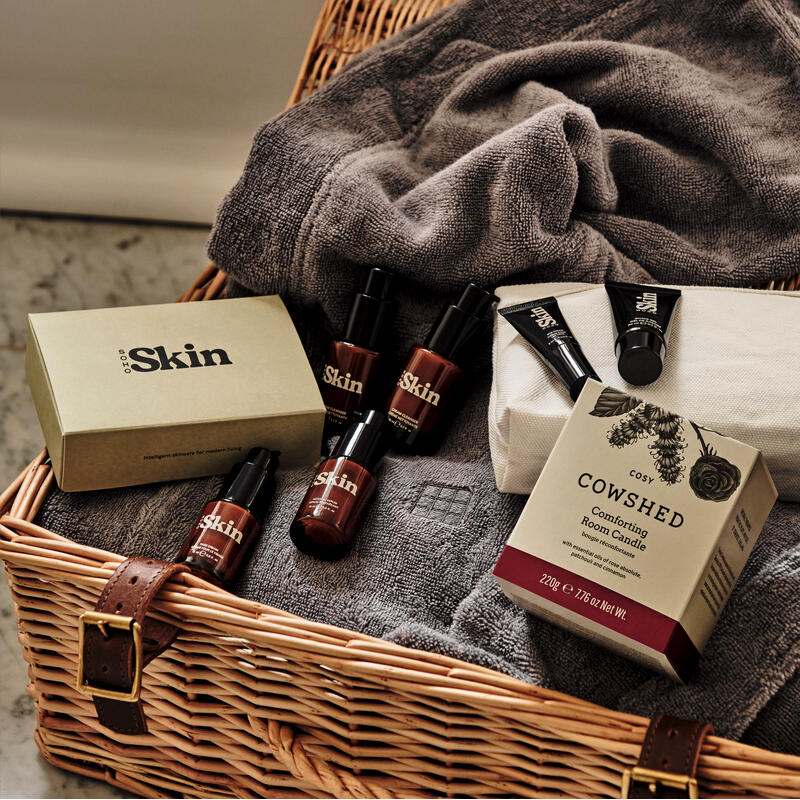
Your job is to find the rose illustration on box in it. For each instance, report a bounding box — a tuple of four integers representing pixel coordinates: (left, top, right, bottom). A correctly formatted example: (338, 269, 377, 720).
(589, 387, 741, 501)
(687, 420, 741, 501)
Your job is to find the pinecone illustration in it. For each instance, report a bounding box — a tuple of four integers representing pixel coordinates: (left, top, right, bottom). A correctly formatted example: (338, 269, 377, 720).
(607, 403, 657, 447)
(648, 409, 686, 484)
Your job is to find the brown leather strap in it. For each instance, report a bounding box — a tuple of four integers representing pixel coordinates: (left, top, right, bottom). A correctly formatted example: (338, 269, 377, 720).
(625, 714, 713, 798)
(79, 557, 186, 734)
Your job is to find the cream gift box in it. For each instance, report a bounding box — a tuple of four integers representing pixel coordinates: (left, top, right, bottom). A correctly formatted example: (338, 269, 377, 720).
(489, 283, 800, 500)
(493, 380, 777, 680)
(26, 296, 325, 491)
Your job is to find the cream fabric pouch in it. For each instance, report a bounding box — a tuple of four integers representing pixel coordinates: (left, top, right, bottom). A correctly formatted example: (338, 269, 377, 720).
(490, 283, 800, 500)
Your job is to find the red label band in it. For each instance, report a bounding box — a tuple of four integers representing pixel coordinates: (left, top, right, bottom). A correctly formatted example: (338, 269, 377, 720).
(493, 545, 698, 680)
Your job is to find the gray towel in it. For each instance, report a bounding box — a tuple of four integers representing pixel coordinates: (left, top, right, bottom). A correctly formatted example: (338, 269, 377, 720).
(39, 0, 800, 755)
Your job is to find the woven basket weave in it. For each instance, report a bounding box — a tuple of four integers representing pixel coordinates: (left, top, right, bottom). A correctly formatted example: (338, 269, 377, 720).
(2, 0, 800, 797)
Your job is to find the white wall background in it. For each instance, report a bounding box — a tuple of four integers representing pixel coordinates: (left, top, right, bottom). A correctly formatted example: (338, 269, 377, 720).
(0, 0, 322, 223)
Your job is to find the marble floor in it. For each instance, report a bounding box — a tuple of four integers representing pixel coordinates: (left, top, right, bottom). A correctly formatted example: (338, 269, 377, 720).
(0, 214, 210, 798)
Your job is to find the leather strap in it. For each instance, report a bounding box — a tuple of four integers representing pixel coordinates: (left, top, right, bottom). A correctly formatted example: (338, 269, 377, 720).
(80, 557, 187, 734)
(625, 714, 713, 798)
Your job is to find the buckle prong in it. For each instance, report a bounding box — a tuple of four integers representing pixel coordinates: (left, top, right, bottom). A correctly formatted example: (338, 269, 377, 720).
(621, 766, 699, 798)
(76, 611, 143, 702)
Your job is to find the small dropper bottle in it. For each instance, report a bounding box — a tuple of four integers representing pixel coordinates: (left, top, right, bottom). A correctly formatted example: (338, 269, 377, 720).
(290, 410, 389, 560)
(178, 448, 279, 584)
(320, 268, 395, 427)
(387, 283, 496, 453)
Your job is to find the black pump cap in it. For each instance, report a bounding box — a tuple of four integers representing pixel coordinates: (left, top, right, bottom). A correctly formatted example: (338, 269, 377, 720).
(218, 447, 280, 523)
(342, 267, 395, 351)
(424, 283, 497, 365)
(455, 282, 495, 317)
(332, 409, 390, 474)
(616, 329, 664, 386)
(363, 267, 392, 299)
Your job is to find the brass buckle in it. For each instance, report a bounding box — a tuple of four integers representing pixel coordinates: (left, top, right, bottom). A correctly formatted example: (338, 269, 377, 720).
(621, 767, 699, 798)
(76, 611, 143, 702)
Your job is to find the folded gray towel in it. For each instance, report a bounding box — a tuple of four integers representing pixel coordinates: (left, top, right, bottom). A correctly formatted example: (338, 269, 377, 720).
(39, 0, 800, 754)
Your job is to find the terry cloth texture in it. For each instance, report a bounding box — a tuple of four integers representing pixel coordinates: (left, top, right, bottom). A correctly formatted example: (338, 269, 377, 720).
(40, 0, 800, 754)
(490, 283, 800, 499)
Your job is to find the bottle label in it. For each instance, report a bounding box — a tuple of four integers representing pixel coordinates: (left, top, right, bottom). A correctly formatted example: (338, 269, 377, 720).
(293, 457, 377, 550)
(395, 371, 441, 406)
(387, 406, 423, 433)
(387, 348, 462, 435)
(320, 342, 381, 425)
(313, 469, 358, 495)
(181, 500, 258, 582)
(196, 512, 246, 543)
(322, 365, 364, 395)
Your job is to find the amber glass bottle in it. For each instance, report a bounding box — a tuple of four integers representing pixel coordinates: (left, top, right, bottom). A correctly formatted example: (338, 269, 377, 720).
(387, 283, 496, 453)
(290, 410, 389, 560)
(178, 448, 279, 584)
(321, 268, 394, 427)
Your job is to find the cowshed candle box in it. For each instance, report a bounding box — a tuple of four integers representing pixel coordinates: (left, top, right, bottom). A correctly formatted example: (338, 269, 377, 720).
(26, 296, 325, 491)
(493, 380, 777, 680)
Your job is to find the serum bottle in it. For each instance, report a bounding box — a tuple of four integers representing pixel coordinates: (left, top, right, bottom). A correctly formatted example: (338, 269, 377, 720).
(387, 283, 496, 453)
(290, 410, 389, 559)
(178, 448, 279, 585)
(321, 267, 394, 427)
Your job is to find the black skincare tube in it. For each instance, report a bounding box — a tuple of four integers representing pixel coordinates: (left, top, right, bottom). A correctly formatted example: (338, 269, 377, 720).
(605, 282, 681, 386)
(499, 297, 600, 401)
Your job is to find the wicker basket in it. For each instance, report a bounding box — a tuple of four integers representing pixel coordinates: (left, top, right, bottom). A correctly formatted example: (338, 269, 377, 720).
(2, 0, 800, 797)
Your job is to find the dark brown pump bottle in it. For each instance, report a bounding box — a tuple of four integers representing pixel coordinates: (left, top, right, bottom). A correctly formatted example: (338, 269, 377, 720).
(320, 267, 394, 427)
(177, 448, 279, 585)
(290, 410, 389, 560)
(387, 283, 496, 453)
